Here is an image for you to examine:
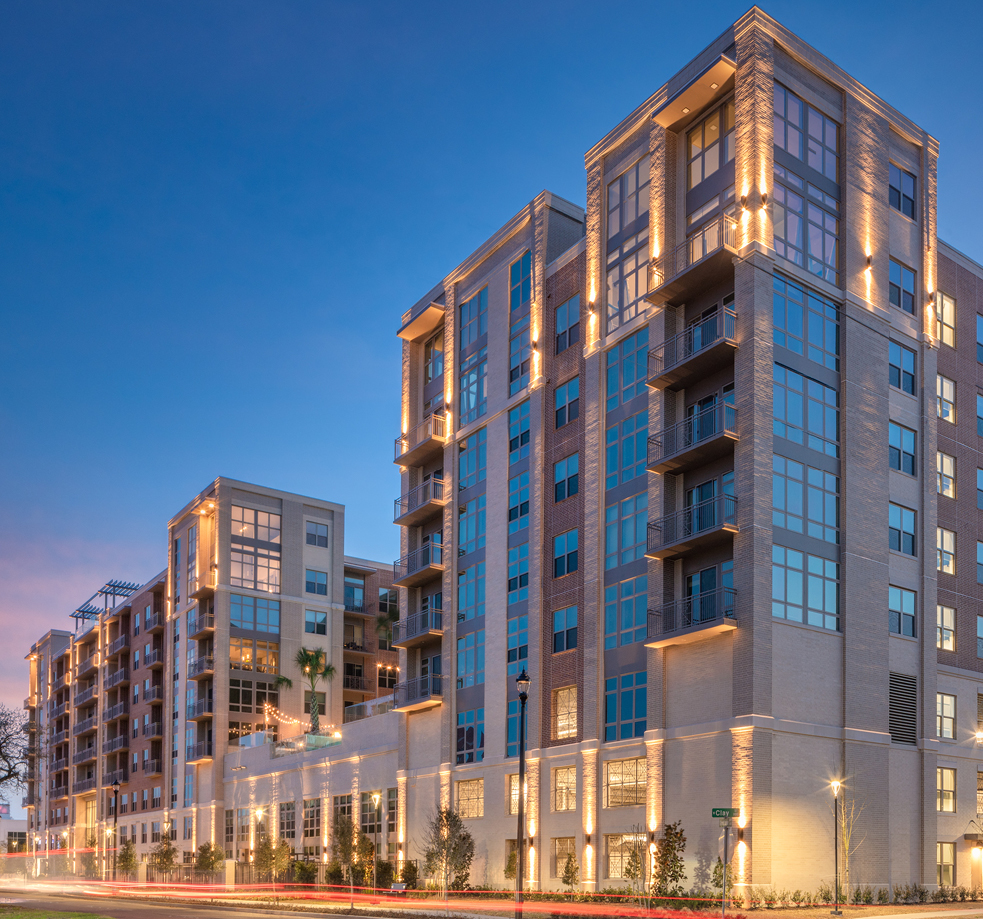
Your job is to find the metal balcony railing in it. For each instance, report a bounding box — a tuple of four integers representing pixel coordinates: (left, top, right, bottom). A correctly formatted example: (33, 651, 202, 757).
(108, 634, 130, 656)
(145, 611, 164, 631)
(22, 793, 37, 807)
(186, 741, 213, 762)
(392, 610, 443, 647)
(76, 654, 98, 679)
(72, 748, 96, 766)
(144, 685, 164, 702)
(143, 759, 163, 774)
(189, 657, 214, 678)
(103, 700, 129, 722)
(342, 675, 374, 692)
(648, 307, 737, 385)
(651, 214, 737, 293)
(72, 716, 97, 737)
(103, 668, 130, 691)
(50, 729, 68, 746)
(394, 413, 447, 464)
(50, 758, 68, 774)
(102, 735, 128, 754)
(49, 701, 70, 720)
(394, 675, 443, 710)
(145, 648, 163, 668)
(647, 404, 738, 472)
(105, 768, 129, 786)
(393, 544, 444, 585)
(188, 614, 215, 638)
(143, 721, 162, 737)
(72, 778, 97, 795)
(394, 478, 447, 523)
(648, 588, 738, 640)
(186, 698, 214, 719)
(74, 685, 97, 707)
(51, 672, 69, 691)
(647, 495, 738, 557)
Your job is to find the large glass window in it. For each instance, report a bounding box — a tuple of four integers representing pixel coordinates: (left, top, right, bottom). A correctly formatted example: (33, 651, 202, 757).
(773, 364, 839, 457)
(458, 496, 486, 556)
(510, 251, 532, 314)
(772, 274, 839, 370)
(457, 563, 485, 621)
(687, 100, 735, 189)
(938, 842, 955, 887)
(459, 288, 488, 349)
(459, 347, 488, 425)
(457, 632, 485, 688)
(555, 377, 580, 428)
(774, 83, 838, 181)
(889, 504, 916, 556)
(889, 586, 916, 638)
(456, 710, 485, 765)
(424, 329, 444, 383)
(603, 757, 646, 807)
(605, 238, 648, 334)
(508, 473, 529, 534)
(508, 402, 530, 464)
(605, 327, 649, 410)
(509, 320, 531, 396)
(772, 455, 839, 543)
(458, 428, 487, 489)
(889, 341, 916, 395)
(507, 545, 529, 605)
(344, 575, 364, 611)
(604, 672, 647, 741)
(552, 767, 576, 812)
(231, 595, 281, 632)
(771, 545, 839, 631)
(456, 778, 484, 818)
(889, 163, 916, 220)
(607, 154, 650, 240)
(556, 295, 580, 354)
(604, 575, 648, 649)
(773, 164, 839, 285)
(506, 698, 526, 758)
(889, 423, 916, 476)
(890, 260, 916, 315)
(605, 410, 648, 488)
(605, 493, 648, 569)
(507, 615, 528, 677)
(553, 686, 577, 740)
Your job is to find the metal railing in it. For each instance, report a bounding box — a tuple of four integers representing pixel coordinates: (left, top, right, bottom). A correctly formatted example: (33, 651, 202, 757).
(103, 700, 129, 722)
(143, 758, 162, 774)
(648, 587, 737, 639)
(72, 716, 97, 737)
(343, 675, 374, 692)
(647, 495, 737, 555)
(394, 478, 447, 521)
(103, 668, 130, 690)
(186, 741, 213, 761)
(394, 413, 447, 462)
(144, 685, 164, 702)
(49, 701, 70, 720)
(343, 695, 395, 724)
(392, 610, 443, 646)
(648, 404, 738, 466)
(104, 768, 128, 786)
(76, 654, 98, 678)
(652, 213, 737, 289)
(108, 633, 130, 656)
(144, 648, 163, 667)
(186, 698, 213, 719)
(22, 793, 36, 807)
(72, 778, 97, 794)
(50, 758, 67, 774)
(345, 603, 365, 613)
(394, 544, 444, 582)
(188, 614, 215, 637)
(145, 611, 163, 631)
(143, 721, 162, 737)
(189, 657, 214, 678)
(102, 735, 128, 754)
(74, 685, 97, 707)
(72, 748, 96, 765)
(50, 729, 68, 746)
(394, 675, 443, 709)
(648, 307, 737, 380)
(51, 672, 69, 691)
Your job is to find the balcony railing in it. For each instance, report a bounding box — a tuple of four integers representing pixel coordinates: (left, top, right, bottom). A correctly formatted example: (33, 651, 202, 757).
(345, 603, 365, 614)
(393, 544, 445, 588)
(188, 614, 215, 638)
(105, 768, 129, 786)
(103, 700, 129, 722)
(144, 685, 164, 702)
(51, 672, 69, 691)
(76, 654, 98, 680)
(650, 214, 738, 303)
(648, 307, 738, 389)
(647, 404, 738, 474)
(646, 495, 738, 559)
(102, 735, 129, 754)
(392, 610, 443, 649)
(50, 729, 68, 746)
(50, 758, 68, 774)
(72, 748, 96, 766)
(647, 588, 738, 648)
(72, 716, 97, 737)
(103, 668, 130, 691)
(145, 611, 164, 632)
(143, 721, 162, 737)
(145, 648, 163, 668)
(394, 413, 447, 466)
(72, 778, 97, 795)
(49, 701, 69, 719)
(343, 675, 374, 692)
(189, 657, 215, 679)
(50, 784, 69, 799)
(24, 696, 34, 710)
(186, 741, 213, 762)
(22, 793, 37, 807)
(394, 477, 448, 526)
(186, 698, 214, 719)
(108, 633, 130, 657)
(143, 758, 163, 775)
(393, 675, 443, 711)
(343, 695, 395, 724)
(190, 572, 218, 599)
(74, 685, 97, 707)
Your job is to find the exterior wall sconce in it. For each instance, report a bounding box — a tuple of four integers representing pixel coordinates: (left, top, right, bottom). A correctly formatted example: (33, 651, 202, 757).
(584, 833, 591, 846)
(740, 195, 748, 211)
(866, 255, 872, 269)
(760, 192, 768, 209)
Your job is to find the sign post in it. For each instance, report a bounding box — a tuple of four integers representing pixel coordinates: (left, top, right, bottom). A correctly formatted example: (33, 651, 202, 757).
(711, 809, 740, 917)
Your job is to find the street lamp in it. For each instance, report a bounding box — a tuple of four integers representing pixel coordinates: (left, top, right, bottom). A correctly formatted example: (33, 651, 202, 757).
(515, 669, 530, 919)
(830, 781, 841, 916)
(112, 779, 121, 880)
(371, 793, 381, 893)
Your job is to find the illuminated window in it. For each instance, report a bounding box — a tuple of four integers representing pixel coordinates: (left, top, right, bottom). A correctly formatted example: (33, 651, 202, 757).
(456, 779, 484, 819)
(937, 605, 955, 651)
(938, 842, 955, 887)
(553, 686, 577, 740)
(938, 528, 956, 574)
(937, 693, 956, 739)
(937, 767, 956, 813)
(232, 506, 281, 543)
(936, 292, 955, 347)
(889, 163, 916, 219)
(605, 833, 646, 879)
(507, 774, 520, 816)
(889, 586, 916, 638)
(889, 341, 916, 394)
(551, 837, 576, 878)
(687, 99, 734, 189)
(890, 260, 916, 315)
(603, 757, 646, 807)
(551, 766, 576, 812)
(938, 452, 955, 498)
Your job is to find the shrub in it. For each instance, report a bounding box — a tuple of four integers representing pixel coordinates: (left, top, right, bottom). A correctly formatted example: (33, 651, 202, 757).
(877, 887, 889, 904)
(763, 888, 778, 908)
(400, 860, 419, 889)
(293, 860, 318, 884)
(958, 885, 969, 901)
(816, 882, 833, 905)
(324, 860, 343, 886)
(852, 887, 864, 905)
(747, 886, 762, 909)
(791, 889, 805, 907)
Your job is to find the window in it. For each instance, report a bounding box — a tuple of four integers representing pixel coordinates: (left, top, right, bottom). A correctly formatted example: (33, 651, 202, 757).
(772, 546, 839, 631)
(456, 708, 484, 764)
(978, 617, 983, 659)
(360, 792, 382, 835)
(507, 546, 528, 605)
(224, 811, 233, 846)
(978, 316, 983, 363)
(332, 794, 352, 822)
(279, 802, 296, 839)
(306, 522, 328, 548)
(555, 378, 580, 427)
(978, 469, 983, 509)
(890, 673, 917, 745)
(890, 260, 916, 315)
(303, 691, 325, 715)
(344, 576, 364, 611)
(556, 295, 580, 354)
(773, 364, 839, 457)
(456, 631, 485, 687)
(552, 766, 576, 812)
(937, 768, 956, 812)
(551, 837, 576, 879)
(553, 687, 577, 740)
(889, 163, 916, 219)
(507, 615, 528, 677)
(230, 637, 252, 671)
(773, 164, 839, 285)
(889, 504, 916, 556)
(458, 495, 486, 556)
(458, 428, 487, 489)
(772, 274, 839, 370)
(938, 842, 955, 888)
(889, 341, 916, 395)
(508, 402, 530, 464)
(459, 347, 488, 425)
(936, 292, 955, 347)
(978, 542, 983, 584)
(772, 455, 839, 543)
(604, 671, 647, 741)
(687, 100, 735, 189)
(603, 757, 646, 807)
(184, 773, 193, 807)
(889, 587, 916, 638)
(378, 665, 397, 689)
(934, 374, 955, 422)
(231, 546, 280, 593)
(888, 423, 916, 475)
(457, 562, 485, 621)
(230, 594, 280, 632)
(937, 693, 955, 740)
(938, 452, 955, 498)
(938, 528, 956, 574)
(506, 698, 527, 758)
(508, 473, 529, 534)
(552, 607, 577, 653)
(604, 492, 648, 569)
(608, 154, 650, 239)
(424, 329, 444, 383)
(774, 83, 838, 181)
(509, 323, 531, 395)
(937, 605, 955, 651)
(459, 288, 488, 349)
(553, 531, 579, 578)
(306, 570, 328, 596)
(387, 788, 397, 834)
(303, 798, 321, 838)
(554, 454, 579, 502)
(605, 833, 645, 880)
(507, 774, 520, 816)
(604, 575, 648, 648)
(510, 251, 532, 314)
(455, 779, 483, 819)
(605, 328, 649, 410)
(605, 410, 648, 488)
(151, 821, 161, 843)
(305, 610, 327, 635)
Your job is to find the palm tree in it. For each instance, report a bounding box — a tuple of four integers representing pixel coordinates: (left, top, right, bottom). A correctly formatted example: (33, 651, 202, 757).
(276, 647, 335, 734)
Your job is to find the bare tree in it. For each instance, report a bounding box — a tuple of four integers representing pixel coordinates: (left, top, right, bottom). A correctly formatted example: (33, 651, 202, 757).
(0, 705, 27, 797)
(838, 792, 866, 897)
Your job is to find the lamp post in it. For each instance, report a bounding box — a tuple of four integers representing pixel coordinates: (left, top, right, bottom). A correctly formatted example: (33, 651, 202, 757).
(372, 792, 381, 893)
(515, 670, 530, 919)
(112, 779, 120, 880)
(830, 781, 841, 916)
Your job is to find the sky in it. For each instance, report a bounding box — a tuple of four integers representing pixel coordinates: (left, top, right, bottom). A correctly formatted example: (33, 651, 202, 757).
(1, 0, 982, 811)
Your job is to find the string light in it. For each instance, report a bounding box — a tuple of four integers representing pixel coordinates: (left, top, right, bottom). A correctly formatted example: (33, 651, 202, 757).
(262, 702, 337, 734)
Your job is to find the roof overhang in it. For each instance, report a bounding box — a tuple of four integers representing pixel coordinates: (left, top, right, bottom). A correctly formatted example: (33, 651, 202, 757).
(397, 303, 444, 342)
(652, 55, 736, 131)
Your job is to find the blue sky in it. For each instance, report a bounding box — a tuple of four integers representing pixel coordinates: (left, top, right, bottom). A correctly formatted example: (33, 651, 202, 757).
(1, 0, 981, 804)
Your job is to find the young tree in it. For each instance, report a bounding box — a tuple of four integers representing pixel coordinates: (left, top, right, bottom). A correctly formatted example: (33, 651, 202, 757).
(355, 832, 375, 887)
(149, 833, 178, 871)
(275, 647, 335, 735)
(254, 830, 276, 880)
(117, 839, 138, 876)
(561, 852, 580, 894)
(422, 808, 474, 896)
(837, 791, 867, 899)
(272, 838, 292, 882)
(712, 856, 734, 899)
(80, 835, 99, 879)
(652, 820, 687, 900)
(503, 847, 517, 883)
(331, 813, 357, 907)
(196, 841, 225, 872)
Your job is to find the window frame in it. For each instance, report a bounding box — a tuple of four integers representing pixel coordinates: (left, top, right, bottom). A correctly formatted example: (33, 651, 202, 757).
(937, 692, 956, 740)
(552, 686, 577, 741)
(937, 605, 955, 651)
(889, 163, 916, 220)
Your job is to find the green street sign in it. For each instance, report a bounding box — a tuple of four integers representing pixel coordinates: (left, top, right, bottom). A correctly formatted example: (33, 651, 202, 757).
(712, 808, 739, 818)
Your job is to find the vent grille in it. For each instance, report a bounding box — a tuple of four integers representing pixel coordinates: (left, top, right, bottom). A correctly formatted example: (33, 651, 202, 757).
(889, 673, 917, 745)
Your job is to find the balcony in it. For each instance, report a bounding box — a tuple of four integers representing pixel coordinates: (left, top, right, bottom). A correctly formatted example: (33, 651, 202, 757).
(76, 654, 98, 680)
(102, 735, 129, 754)
(49, 701, 69, 720)
(394, 478, 449, 527)
(145, 648, 164, 669)
(393, 544, 445, 589)
(394, 413, 447, 467)
(392, 610, 443, 650)
(393, 675, 443, 712)
(343, 675, 374, 693)
(22, 793, 37, 807)
(103, 700, 129, 723)
(143, 758, 163, 775)
(186, 741, 213, 763)
(23, 696, 33, 710)
(50, 758, 68, 775)
(343, 639, 374, 655)
(51, 672, 69, 691)
(143, 721, 162, 738)
(104, 768, 128, 786)
(648, 307, 738, 390)
(25, 741, 40, 757)
(188, 614, 215, 639)
(186, 698, 214, 720)
(23, 720, 37, 734)
(50, 784, 69, 800)
(72, 778, 97, 795)
(103, 668, 130, 691)
(145, 611, 164, 633)
(649, 214, 738, 305)
(107, 634, 130, 658)
(74, 685, 97, 707)
(72, 716, 97, 737)
(189, 657, 215, 680)
(50, 729, 68, 746)
(343, 695, 395, 724)
(144, 684, 164, 702)
(646, 588, 738, 648)
(646, 404, 738, 475)
(72, 747, 96, 766)
(190, 572, 217, 600)
(646, 495, 738, 560)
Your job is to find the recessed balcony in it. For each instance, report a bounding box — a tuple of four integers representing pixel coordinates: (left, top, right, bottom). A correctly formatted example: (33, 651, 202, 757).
(102, 735, 129, 755)
(392, 610, 443, 650)
(143, 721, 163, 738)
(394, 414, 447, 467)
(144, 685, 164, 703)
(186, 698, 214, 721)
(145, 648, 164, 670)
(188, 614, 215, 639)
(649, 214, 738, 305)
(50, 729, 68, 746)
(72, 716, 97, 737)
(76, 655, 98, 680)
(646, 495, 738, 559)
(648, 307, 738, 390)
(22, 793, 37, 807)
(103, 700, 129, 723)
(74, 685, 97, 707)
(647, 404, 738, 475)
(394, 478, 449, 527)
(72, 747, 96, 766)
(50, 758, 68, 774)
(393, 544, 445, 589)
(49, 700, 69, 720)
(50, 784, 69, 800)
(103, 668, 130, 691)
(145, 611, 165, 634)
(107, 634, 130, 658)
(646, 588, 738, 648)
(342, 675, 375, 693)
(186, 741, 213, 763)
(143, 758, 163, 775)
(51, 672, 69, 692)
(393, 675, 443, 712)
(190, 573, 217, 600)
(189, 657, 215, 680)
(72, 778, 97, 795)
(104, 768, 129, 786)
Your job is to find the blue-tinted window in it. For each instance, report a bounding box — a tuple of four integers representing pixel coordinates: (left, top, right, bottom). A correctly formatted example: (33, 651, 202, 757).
(605, 410, 648, 488)
(552, 606, 578, 653)
(772, 274, 839, 370)
(604, 672, 647, 741)
(604, 576, 648, 649)
(605, 327, 649, 410)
